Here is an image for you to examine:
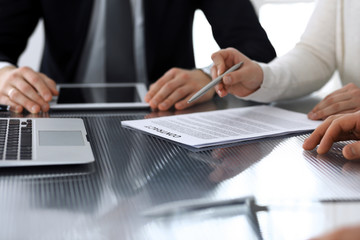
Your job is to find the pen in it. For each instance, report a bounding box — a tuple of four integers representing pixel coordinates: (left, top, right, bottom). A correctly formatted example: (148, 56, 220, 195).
(187, 62, 244, 104)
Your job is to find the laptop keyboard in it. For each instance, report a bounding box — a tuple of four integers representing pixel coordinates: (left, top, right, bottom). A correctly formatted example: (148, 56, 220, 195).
(0, 119, 32, 160)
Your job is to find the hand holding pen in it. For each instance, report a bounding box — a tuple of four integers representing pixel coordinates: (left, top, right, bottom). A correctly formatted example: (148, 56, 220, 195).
(188, 62, 243, 103)
(210, 48, 265, 99)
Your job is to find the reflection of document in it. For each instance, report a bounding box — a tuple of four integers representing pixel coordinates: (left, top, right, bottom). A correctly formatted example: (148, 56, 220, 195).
(121, 106, 322, 148)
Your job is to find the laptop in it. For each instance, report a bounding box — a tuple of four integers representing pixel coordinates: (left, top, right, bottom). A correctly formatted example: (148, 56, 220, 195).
(0, 118, 94, 167)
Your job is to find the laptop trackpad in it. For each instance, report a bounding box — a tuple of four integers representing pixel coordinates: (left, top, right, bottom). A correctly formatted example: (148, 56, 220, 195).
(39, 131, 84, 146)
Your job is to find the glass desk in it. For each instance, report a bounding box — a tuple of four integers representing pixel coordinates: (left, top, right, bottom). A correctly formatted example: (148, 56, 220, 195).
(0, 95, 359, 240)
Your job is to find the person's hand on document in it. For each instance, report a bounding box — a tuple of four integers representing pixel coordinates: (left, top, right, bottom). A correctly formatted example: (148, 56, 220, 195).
(144, 68, 214, 111)
(211, 47, 263, 98)
(310, 224, 360, 240)
(308, 83, 360, 120)
(0, 65, 58, 113)
(303, 111, 360, 160)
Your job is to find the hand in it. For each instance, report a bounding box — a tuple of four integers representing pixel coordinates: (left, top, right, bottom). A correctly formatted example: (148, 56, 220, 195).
(0, 66, 58, 113)
(303, 112, 360, 160)
(144, 68, 213, 111)
(310, 224, 360, 240)
(211, 47, 264, 98)
(308, 83, 360, 120)
(144, 98, 218, 119)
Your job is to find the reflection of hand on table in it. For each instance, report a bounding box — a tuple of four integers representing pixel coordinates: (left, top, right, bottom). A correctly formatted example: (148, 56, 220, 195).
(303, 141, 360, 176)
(341, 161, 360, 175)
(203, 142, 273, 183)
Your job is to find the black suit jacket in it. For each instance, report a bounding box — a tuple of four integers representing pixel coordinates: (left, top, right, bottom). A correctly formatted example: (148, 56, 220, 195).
(0, 0, 276, 84)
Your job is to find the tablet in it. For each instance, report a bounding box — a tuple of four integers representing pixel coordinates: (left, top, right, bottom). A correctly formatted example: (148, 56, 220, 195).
(50, 83, 149, 110)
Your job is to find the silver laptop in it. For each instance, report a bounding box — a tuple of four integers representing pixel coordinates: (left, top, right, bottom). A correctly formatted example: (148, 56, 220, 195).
(0, 118, 94, 167)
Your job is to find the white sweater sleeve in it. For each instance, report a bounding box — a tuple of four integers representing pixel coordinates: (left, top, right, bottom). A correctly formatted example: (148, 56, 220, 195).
(242, 0, 338, 103)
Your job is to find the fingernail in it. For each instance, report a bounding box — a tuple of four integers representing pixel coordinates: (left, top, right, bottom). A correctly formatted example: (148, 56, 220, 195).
(44, 94, 52, 101)
(42, 104, 49, 111)
(351, 146, 356, 157)
(159, 102, 167, 109)
(211, 68, 216, 78)
(308, 112, 317, 119)
(144, 94, 151, 102)
(31, 105, 39, 113)
(224, 76, 231, 85)
(347, 146, 356, 158)
(302, 138, 311, 149)
(176, 103, 184, 109)
(150, 100, 158, 108)
(15, 106, 22, 113)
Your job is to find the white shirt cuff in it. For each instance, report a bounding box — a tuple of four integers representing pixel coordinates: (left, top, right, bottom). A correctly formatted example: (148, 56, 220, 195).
(0, 62, 15, 69)
(199, 63, 213, 77)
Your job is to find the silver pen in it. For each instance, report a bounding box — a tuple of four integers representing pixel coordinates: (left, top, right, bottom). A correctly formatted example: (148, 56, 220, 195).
(187, 62, 244, 104)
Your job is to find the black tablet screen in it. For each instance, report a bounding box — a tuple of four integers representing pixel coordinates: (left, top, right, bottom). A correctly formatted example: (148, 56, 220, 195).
(57, 86, 140, 104)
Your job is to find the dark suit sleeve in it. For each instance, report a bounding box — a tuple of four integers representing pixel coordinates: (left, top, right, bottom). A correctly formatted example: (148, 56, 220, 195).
(199, 0, 276, 63)
(0, 0, 40, 65)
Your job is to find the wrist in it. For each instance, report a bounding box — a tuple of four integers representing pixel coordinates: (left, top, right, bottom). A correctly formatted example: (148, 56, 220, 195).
(199, 64, 212, 76)
(197, 64, 213, 82)
(0, 65, 16, 77)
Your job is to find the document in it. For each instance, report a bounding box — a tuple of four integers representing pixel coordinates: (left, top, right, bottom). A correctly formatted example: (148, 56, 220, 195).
(121, 105, 322, 148)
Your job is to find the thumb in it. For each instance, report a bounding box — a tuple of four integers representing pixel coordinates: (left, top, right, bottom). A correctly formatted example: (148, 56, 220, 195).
(211, 50, 230, 77)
